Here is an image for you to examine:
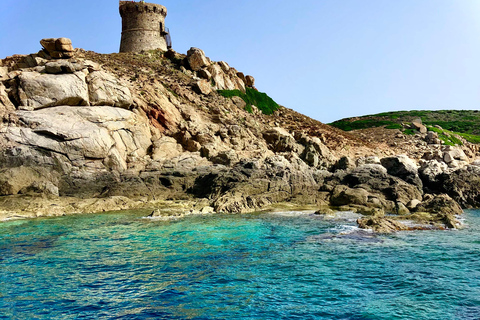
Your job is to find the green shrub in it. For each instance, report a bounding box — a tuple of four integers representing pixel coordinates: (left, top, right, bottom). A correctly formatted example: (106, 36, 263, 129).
(403, 129, 416, 135)
(457, 132, 480, 144)
(385, 123, 403, 130)
(218, 88, 279, 115)
(427, 126, 463, 146)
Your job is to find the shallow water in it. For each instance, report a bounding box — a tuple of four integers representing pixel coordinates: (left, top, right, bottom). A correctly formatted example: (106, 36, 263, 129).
(1, 209, 480, 320)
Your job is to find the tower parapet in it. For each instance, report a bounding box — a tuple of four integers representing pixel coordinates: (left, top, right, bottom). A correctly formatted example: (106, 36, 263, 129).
(119, 1, 170, 53)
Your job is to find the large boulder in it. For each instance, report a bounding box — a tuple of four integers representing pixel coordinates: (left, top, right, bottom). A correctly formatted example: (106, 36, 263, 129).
(425, 131, 441, 145)
(381, 155, 422, 188)
(6, 106, 151, 166)
(344, 164, 422, 205)
(434, 165, 480, 208)
(0, 166, 58, 196)
(44, 60, 85, 74)
(263, 127, 298, 153)
(207, 64, 235, 90)
(187, 47, 210, 71)
(443, 146, 467, 164)
(419, 159, 449, 192)
(330, 185, 369, 207)
(412, 120, 427, 133)
(245, 75, 255, 87)
(414, 194, 463, 217)
(194, 79, 212, 95)
(413, 194, 463, 229)
(17, 71, 89, 110)
(40, 38, 74, 59)
(87, 71, 133, 108)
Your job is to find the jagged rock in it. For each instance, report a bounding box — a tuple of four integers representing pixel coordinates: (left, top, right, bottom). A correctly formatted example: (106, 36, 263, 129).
(334, 156, 356, 171)
(1, 41, 478, 222)
(19, 181, 59, 196)
(357, 156, 381, 166)
(443, 146, 467, 164)
(237, 72, 246, 83)
(330, 185, 369, 206)
(187, 47, 210, 71)
(195, 79, 212, 95)
(151, 136, 183, 161)
(198, 69, 211, 80)
(0, 166, 58, 196)
(298, 135, 337, 170)
(395, 202, 410, 215)
(211, 150, 238, 166)
(6, 106, 151, 165)
(381, 155, 422, 188)
(422, 150, 443, 161)
(419, 159, 449, 189)
(87, 71, 133, 108)
(263, 127, 298, 153)
(406, 199, 421, 210)
(357, 216, 409, 233)
(434, 165, 480, 208)
(40, 38, 74, 59)
(44, 60, 85, 74)
(416, 194, 463, 216)
(218, 61, 230, 72)
(425, 131, 441, 145)
(0, 83, 15, 118)
(40, 38, 57, 53)
(83, 60, 101, 72)
(412, 119, 427, 133)
(55, 37, 73, 51)
(245, 75, 255, 87)
(208, 64, 236, 90)
(0, 67, 8, 79)
(17, 71, 89, 110)
(344, 164, 422, 205)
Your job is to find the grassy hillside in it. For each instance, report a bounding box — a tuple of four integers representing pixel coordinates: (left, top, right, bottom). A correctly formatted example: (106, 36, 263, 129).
(330, 110, 480, 145)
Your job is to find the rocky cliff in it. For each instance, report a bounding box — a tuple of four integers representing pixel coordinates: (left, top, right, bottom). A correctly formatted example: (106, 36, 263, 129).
(0, 38, 479, 232)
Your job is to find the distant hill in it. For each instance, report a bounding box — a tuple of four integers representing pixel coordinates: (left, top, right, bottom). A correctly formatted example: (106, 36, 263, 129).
(330, 110, 480, 145)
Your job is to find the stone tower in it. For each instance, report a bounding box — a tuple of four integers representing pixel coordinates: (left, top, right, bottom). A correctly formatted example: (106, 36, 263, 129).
(119, 1, 170, 53)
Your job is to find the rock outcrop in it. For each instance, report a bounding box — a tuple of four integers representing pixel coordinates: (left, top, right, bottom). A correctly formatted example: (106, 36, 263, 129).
(0, 38, 479, 231)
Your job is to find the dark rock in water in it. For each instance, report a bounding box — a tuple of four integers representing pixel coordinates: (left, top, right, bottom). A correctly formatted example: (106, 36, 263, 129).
(357, 216, 409, 233)
(308, 230, 383, 243)
(412, 193, 463, 229)
(435, 166, 480, 209)
(414, 194, 463, 217)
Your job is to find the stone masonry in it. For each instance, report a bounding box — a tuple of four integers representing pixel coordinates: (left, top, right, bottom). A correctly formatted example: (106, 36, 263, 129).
(119, 1, 169, 53)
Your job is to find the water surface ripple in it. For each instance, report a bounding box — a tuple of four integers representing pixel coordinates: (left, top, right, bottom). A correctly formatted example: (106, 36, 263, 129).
(1, 210, 480, 319)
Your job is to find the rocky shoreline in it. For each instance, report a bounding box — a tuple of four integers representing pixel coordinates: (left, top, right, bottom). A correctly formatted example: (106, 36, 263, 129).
(0, 38, 479, 232)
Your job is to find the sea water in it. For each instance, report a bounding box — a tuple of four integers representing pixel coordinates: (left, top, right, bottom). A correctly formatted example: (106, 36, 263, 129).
(1, 209, 480, 320)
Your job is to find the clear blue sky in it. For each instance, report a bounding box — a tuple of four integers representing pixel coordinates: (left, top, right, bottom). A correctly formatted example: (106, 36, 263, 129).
(2, 0, 480, 123)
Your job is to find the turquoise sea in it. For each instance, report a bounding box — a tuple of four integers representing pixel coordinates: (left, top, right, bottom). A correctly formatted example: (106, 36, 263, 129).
(1, 209, 480, 320)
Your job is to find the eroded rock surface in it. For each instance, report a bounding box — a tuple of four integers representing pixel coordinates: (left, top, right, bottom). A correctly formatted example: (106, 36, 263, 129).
(0, 38, 479, 230)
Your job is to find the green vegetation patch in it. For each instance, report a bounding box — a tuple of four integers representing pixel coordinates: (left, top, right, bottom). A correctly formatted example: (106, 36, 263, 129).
(457, 132, 480, 144)
(331, 110, 480, 144)
(403, 129, 416, 135)
(427, 126, 463, 146)
(218, 88, 279, 115)
(330, 119, 401, 131)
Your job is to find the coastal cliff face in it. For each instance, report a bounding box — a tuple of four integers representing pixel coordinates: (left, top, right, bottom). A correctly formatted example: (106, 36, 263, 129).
(0, 38, 479, 231)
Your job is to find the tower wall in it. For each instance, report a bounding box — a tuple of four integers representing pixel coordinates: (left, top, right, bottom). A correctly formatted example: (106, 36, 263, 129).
(119, 1, 168, 52)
